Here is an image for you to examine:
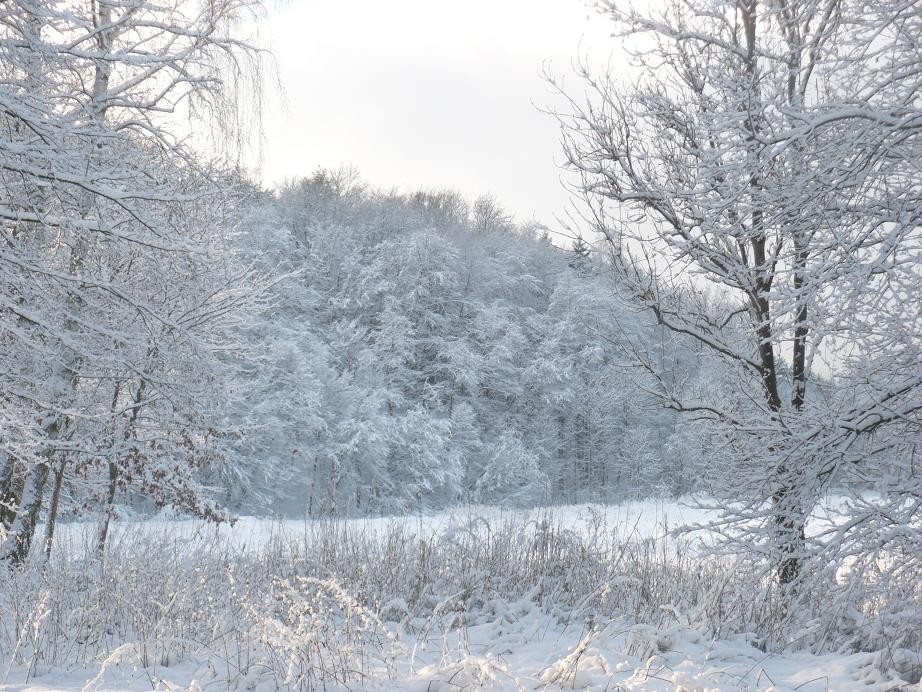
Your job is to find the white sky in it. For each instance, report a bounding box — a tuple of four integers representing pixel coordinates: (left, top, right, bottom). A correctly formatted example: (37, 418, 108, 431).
(255, 0, 616, 226)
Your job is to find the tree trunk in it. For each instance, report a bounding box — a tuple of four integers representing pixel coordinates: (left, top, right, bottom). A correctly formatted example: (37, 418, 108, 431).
(43, 455, 67, 559)
(741, 0, 806, 583)
(97, 379, 143, 554)
(95, 461, 119, 555)
(776, 235, 810, 588)
(773, 483, 806, 586)
(2, 414, 63, 567)
(0, 461, 51, 566)
(0, 455, 23, 530)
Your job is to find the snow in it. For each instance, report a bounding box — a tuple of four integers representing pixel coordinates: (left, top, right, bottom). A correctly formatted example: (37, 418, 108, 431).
(0, 614, 900, 691)
(57, 497, 704, 539)
(2, 500, 914, 691)
(31, 495, 852, 558)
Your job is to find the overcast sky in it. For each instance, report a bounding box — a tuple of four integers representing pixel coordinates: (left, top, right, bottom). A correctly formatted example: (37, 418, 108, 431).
(256, 0, 615, 227)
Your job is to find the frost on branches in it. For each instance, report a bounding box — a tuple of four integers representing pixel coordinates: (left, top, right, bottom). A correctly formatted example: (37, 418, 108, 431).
(222, 173, 707, 516)
(0, 0, 265, 564)
(557, 0, 922, 626)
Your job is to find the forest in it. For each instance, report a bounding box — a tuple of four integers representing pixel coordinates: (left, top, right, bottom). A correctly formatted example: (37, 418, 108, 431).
(220, 173, 707, 516)
(0, 0, 920, 690)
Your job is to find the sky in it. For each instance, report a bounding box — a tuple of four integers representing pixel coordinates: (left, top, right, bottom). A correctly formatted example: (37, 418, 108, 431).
(255, 0, 616, 227)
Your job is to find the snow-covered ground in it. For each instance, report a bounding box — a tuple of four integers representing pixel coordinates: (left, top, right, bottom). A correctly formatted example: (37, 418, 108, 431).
(39, 498, 713, 555)
(1, 620, 902, 691)
(1, 501, 916, 691)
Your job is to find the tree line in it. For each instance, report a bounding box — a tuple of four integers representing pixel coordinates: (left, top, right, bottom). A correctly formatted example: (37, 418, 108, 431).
(220, 170, 712, 515)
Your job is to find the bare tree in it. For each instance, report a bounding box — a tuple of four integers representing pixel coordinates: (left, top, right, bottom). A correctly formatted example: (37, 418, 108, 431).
(0, 0, 265, 564)
(556, 0, 921, 601)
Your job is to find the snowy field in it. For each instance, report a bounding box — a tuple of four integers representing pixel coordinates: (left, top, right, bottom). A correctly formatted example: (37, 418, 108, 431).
(1, 501, 916, 691)
(36, 499, 715, 556)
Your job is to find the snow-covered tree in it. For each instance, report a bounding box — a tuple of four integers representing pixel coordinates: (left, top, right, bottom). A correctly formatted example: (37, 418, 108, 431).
(0, 0, 264, 563)
(475, 431, 549, 507)
(222, 173, 689, 515)
(557, 0, 922, 595)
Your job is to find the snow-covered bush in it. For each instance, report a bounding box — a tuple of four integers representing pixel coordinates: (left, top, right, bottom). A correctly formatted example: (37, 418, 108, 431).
(0, 509, 917, 688)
